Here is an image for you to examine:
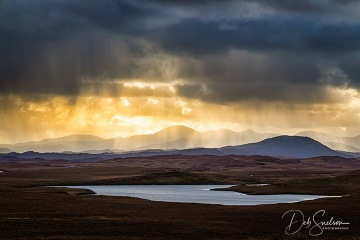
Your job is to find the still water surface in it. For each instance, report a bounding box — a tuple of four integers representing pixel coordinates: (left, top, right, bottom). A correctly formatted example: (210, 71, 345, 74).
(66, 185, 331, 206)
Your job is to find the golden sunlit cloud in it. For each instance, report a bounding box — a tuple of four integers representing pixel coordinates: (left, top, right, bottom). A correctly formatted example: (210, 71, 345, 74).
(110, 115, 150, 126)
(120, 98, 130, 107)
(147, 97, 159, 105)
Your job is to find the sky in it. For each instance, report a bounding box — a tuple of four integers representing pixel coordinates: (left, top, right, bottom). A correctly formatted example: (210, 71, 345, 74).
(1, 0, 360, 143)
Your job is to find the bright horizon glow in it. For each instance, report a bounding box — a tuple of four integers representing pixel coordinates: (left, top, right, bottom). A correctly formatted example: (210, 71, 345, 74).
(1, 80, 360, 144)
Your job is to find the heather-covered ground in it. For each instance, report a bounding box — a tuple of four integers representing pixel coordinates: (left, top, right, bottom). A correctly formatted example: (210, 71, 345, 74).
(0, 155, 359, 239)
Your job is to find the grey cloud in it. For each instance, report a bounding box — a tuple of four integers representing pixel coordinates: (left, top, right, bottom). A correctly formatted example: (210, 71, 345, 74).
(174, 51, 329, 104)
(247, 0, 358, 12)
(177, 51, 320, 85)
(0, 0, 159, 38)
(176, 82, 335, 104)
(339, 54, 360, 88)
(162, 18, 360, 55)
(161, 17, 360, 92)
(149, 0, 357, 13)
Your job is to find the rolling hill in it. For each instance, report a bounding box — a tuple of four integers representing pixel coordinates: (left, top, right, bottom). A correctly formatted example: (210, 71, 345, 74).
(220, 136, 353, 158)
(1, 135, 355, 160)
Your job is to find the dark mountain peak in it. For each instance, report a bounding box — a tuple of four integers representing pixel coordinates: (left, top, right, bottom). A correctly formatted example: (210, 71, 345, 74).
(221, 135, 352, 158)
(256, 135, 332, 150)
(260, 135, 319, 144)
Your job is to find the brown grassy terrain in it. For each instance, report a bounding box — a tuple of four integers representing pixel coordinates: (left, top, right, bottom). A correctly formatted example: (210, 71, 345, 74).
(1, 155, 359, 186)
(0, 155, 359, 239)
(218, 170, 360, 196)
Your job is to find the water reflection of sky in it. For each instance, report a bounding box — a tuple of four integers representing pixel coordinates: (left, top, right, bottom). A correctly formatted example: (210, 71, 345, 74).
(65, 185, 334, 206)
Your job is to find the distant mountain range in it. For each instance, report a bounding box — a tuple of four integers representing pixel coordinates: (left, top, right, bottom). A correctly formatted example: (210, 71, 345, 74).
(0, 125, 359, 154)
(0, 135, 357, 160)
(0, 148, 12, 154)
(0, 126, 277, 153)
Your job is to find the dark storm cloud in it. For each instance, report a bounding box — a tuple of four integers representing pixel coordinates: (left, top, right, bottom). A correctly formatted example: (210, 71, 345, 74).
(339, 54, 360, 88)
(244, 0, 357, 12)
(162, 18, 360, 55)
(0, 0, 359, 103)
(177, 52, 321, 84)
(0, 0, 157, 37)
(149, 0, 356, 12)
(174, 51, 333, 104)
(0, 0, 163, 95)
